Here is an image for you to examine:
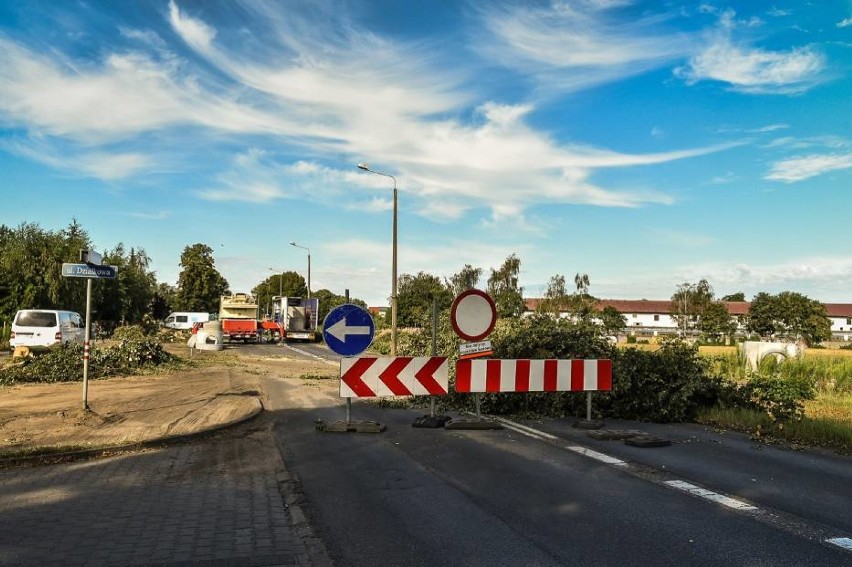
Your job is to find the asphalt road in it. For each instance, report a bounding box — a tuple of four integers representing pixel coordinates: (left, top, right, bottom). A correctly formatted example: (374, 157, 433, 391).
(259, 343, 852, 566)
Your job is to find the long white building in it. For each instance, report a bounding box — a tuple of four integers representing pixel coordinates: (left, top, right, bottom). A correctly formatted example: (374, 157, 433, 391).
(523, 299, 852, 341)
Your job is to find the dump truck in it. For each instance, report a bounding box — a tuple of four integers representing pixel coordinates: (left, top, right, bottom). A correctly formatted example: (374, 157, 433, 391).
(219, 293, 260, 343)
(273, 296, 318, 342)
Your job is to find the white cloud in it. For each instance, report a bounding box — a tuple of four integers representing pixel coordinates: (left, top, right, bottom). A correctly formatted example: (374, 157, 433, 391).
(168, 0, 216, 53)
(474, 1, 691, 93)
(838, 17, 852, 28)
(0, 2, 739, 222)
(682, 256, 852, 296)
(675, 10, 825, 94)
(765, 153, 852, 182)
(768, 7, 792, 18)
(0, 135, 151, 180)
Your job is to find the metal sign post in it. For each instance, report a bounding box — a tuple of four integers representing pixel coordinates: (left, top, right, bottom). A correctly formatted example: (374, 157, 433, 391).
(62, 251, 118, 411)
(83, 278, 92, 410)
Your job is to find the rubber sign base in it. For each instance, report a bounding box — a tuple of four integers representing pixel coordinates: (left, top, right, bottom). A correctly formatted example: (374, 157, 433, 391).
(411, 415, 452, 428)
(321, 420, 386, 433)
(444, 418, 504, 431)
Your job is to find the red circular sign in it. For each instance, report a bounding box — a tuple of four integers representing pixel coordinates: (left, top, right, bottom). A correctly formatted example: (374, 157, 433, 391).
(450, 289, 497, 342)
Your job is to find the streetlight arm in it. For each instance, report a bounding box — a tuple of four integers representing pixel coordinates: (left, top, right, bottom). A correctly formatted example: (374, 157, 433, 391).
(357, 162, 398, 356)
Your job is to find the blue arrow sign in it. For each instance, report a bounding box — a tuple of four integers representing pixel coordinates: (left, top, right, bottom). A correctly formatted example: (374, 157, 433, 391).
(322, 304, 375, 356)
(61, 263, 118, 279)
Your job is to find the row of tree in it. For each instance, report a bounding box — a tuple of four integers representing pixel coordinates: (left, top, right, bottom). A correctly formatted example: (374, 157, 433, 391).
(0, 221, 834, 345)
(669, 279, 832, 345)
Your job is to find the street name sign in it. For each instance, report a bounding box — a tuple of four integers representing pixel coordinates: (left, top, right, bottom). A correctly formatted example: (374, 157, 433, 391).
(459, 340, 493, 359)
(61, 263, 118, 279)
(323, 303, 375, 356)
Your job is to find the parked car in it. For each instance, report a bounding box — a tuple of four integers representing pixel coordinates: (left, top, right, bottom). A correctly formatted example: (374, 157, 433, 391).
(10, 309, 85, 353)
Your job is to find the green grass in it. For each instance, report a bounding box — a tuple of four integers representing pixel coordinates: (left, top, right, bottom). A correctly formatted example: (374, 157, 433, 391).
(697, 405, 852, 454)
(698, 350, 852, 452)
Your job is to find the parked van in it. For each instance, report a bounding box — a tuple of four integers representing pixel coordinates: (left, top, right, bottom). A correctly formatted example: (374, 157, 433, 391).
(10, 309, 85, 352)
(163, 312, 210, 330)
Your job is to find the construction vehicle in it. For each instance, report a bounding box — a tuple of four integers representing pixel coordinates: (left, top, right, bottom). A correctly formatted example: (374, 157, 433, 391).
(219, 293, 260, 343)
(273, 297, 318, 342)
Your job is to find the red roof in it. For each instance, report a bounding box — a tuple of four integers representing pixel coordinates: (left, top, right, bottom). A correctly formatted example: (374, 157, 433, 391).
(523, 299, 849, 318)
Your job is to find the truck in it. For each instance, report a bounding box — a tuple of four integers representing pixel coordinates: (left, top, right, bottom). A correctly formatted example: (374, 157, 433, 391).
(273, 296, 319, 342)
(219, 293, 260, 343)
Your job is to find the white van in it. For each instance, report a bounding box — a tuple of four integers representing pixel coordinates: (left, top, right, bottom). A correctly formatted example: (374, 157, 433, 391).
(163, 312, 210, 330)
(10, 309, 85, 352)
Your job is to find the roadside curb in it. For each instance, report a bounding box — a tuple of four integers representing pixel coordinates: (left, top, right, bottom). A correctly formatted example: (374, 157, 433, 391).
(0, 397, 264, 469)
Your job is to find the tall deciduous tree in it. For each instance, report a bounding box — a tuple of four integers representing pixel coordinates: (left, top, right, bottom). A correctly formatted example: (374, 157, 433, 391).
(670, 279, 714, 336)
(0, 220, 92, 322)
(540, 274, 568, 316)
(698, 301, 737, 343)
(747, 292, 831, 345)
(175, 244, 229, 313)
(487, 254, 525, 318)
(94, 244, 158, 325)
(448, 264, 482, 296)
(599, 306, 627, 336)
(396, 272, 453, 328)
(252, 271, 307, 316)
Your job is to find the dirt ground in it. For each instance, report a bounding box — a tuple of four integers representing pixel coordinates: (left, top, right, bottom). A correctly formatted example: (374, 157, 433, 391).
(0, 350, 339, 457)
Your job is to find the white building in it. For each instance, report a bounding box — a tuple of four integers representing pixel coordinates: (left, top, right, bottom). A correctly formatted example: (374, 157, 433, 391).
(523, 299, 852, 341)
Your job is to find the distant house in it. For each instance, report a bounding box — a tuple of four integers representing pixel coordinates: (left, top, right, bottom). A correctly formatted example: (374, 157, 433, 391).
(368, 306, 389, 318)
(523, 298, 852, 341)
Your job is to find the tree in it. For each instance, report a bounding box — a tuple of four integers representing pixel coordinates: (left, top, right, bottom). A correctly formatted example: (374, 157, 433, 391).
(698, 302, 737, 343)
(151, 283, 177, 320)
(0, 220, 92, 322)
(311, 288, 366, 326)
(721, 292, 746, 302)
(567, 272, 596, 323)
(252, 271, 307, 315)
(539, 274, 568, 316)
(670, 279, 714, 336)
(94, 244, 157, 325)
(175, 244, 229, 313)
(448, 264, 482, 296)
(396, 272, 453, 328)
(487, 254, 525, 318)
(599, 306, 627, 336)
(746, 291, 832, 345)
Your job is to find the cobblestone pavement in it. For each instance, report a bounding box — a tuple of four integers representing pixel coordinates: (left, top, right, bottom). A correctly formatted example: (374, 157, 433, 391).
(0, 424, 322, 566)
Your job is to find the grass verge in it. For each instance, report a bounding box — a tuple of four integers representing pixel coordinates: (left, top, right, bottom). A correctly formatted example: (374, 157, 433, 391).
(696, 400, 852, 455)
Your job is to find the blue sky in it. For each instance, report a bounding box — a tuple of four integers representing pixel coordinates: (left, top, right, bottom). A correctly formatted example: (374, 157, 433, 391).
(1, 0, 850, 307)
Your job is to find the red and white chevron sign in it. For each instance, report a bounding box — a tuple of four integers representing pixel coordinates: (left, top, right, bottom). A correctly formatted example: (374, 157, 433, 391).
(455, 359, 612, 393)
(340, 357, 449, 398)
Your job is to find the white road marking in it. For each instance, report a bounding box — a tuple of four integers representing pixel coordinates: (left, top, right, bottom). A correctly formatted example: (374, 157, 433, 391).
(285, 345, 337, 366)
(565, 445, 629, 466)
(665, 480, 757, 511)
(493, 417, 558, 440)
(494, 416, 628, 466)
(827, 537, 852, 551)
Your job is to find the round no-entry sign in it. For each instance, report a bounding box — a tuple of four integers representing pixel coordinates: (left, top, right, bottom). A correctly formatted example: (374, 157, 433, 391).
(450, 289, 497, 341)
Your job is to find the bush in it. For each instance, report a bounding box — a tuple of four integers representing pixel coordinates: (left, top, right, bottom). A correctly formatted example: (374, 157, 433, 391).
(111, 324, 147, 341)
(0, 338, 178, 386)
(433, 316, 723, 422)
(734, 372, 816, 422)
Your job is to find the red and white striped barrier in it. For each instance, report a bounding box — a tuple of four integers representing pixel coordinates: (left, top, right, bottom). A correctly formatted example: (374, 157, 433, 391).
(455, 359, 612, 393)
(340, 357, 449, 398)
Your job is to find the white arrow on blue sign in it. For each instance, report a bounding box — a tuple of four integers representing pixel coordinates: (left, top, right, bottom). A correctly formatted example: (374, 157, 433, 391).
(322, 304, 375, 356)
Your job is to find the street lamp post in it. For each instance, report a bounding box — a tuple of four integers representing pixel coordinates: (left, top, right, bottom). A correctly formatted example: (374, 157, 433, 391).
(268, 268, 283, 297)
(357, 162, 398, 356)
(289, 242, 311, 299)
